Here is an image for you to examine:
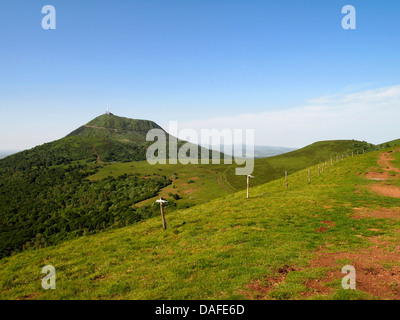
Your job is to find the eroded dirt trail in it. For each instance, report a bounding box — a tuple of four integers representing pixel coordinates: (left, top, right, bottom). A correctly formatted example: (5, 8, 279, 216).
(365, 151, 400, 180)
(306, 239, 400, 300)
(244, 150, 400, 300)
(365, 149, 400, 198)
(378, 151, 400, 174)
(370, 183, 400, 198)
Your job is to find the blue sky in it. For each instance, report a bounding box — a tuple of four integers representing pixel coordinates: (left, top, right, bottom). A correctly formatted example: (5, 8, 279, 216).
(1, 0, 400, 149)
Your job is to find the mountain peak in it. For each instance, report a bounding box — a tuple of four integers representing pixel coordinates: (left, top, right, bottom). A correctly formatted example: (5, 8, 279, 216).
(66, 114, 163, 139)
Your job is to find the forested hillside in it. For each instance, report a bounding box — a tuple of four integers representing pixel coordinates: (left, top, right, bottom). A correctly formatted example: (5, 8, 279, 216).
(0, 162, 172, 258)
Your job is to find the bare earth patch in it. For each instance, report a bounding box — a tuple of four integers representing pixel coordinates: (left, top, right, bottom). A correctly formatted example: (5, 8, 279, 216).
(15, 292, 42, 300)
(365, 171, 390, 181)
(244, 238, 400, 299)
(353, 207, 400, 220)
(243, 265, 296, 299)
(305, 241, 400, 299)
(370, 184, 400, 198)
(365, 151, 400, 181)
(378, 152, 400, 174)
(315, 220, 335, 233)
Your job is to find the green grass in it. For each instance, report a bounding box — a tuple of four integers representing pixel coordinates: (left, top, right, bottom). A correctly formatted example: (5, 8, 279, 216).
(378, 138, 400, 148)
(88, 161, 234, 206)
(218, 140, 376, 191)
(1, 149, 400, 300)
(87, 139, 376, 207)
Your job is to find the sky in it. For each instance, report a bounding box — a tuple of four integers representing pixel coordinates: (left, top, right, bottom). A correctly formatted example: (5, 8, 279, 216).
(0, 0, 400, 150)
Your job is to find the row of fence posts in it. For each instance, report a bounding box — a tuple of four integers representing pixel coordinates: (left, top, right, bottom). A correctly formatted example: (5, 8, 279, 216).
(245, 149, 366, 198)
(155, 149, 367, 229)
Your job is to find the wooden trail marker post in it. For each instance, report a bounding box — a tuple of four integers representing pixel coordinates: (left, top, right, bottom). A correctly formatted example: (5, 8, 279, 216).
(247, 175, 254, 198)
(318, 165, 320, 177)
(322, 162, 324, 173)
(156, 197, 168, 230)
(308, 169, 311, 184)
(285, 171, 288, 189)
(331, 158, 333, 166)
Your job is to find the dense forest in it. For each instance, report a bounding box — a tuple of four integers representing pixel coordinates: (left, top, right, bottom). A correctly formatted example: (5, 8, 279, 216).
(0, 161, 174, 259)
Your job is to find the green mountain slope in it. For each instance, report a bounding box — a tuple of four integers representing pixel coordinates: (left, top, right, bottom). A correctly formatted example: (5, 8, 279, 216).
(1, 149, 400, 300)
(223, 140, 378, 191)
(378, 138, 400, 148)
(67, 114, 163, 142)
(0, 114, 196, 258)
(0, 114, 169, 168)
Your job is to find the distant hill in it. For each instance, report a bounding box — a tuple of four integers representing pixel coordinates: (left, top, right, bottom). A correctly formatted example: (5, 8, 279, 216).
(223, 139, 378, 190)
(0, 114, 193, 168)
(207, 145, 296, 159)
(378, 138, 400, 148)
(253, 145, 297, 158)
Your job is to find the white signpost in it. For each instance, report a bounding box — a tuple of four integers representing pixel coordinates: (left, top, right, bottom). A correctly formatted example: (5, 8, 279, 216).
(156, 197, 168, 230)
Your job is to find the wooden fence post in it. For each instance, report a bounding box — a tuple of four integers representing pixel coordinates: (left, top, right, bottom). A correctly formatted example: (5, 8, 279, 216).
(156, 197, 168, 230)
(285, 171, 288, 189)
(318, 165, 320, 177)
(247, 175, 254, 198)
(308, 169, 311, 184)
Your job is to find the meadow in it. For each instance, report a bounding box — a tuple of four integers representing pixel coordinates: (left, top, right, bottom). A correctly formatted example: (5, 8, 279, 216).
(1, 148, 399, 300)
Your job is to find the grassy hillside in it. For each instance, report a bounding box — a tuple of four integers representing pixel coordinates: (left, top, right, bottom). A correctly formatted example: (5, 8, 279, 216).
(217, 140, 377, 191)
(379, 138, 400, 148)
(67, 114, 163, 142)
(88, 161, 234, 207)
(0, 133, 383, 260)
(2, 148, 400, 300)
(87, 140, 377, 196)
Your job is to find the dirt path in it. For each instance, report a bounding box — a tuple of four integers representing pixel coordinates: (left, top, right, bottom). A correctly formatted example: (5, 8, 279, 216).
(378, 151, 400, 173)
(243, 150, 400, 300)
(216, 173, 235, 193)
(305, 239, 400, 299)
(353, 207, 400, 220)
(86, 125, 119, 133)
(93, 145, 101, 163)
(364, 150, 400, 198)
(244, 234, 400, 300)
(370, 183, 400, 198)
(365, 150, 400, 180)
